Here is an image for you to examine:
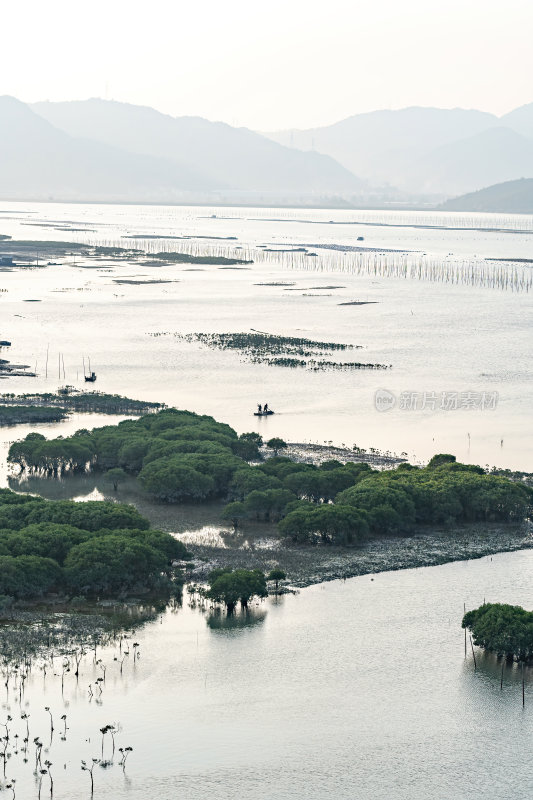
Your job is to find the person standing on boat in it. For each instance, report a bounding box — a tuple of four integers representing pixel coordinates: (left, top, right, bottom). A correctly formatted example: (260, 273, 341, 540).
(264, 403, 269, 412)
(258, 403, 262, 413)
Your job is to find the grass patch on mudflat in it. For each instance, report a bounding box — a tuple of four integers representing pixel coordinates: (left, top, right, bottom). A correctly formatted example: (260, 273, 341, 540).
(0, 392, 164, 415)
(146, 251, 252, 266)
(172, 332, 390, 370)
(0, 405, 68, 425)
(189, 522, 532, 588)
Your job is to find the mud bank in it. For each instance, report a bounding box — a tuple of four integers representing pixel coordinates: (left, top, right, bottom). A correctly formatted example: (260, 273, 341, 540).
(188, 522, 532, 588)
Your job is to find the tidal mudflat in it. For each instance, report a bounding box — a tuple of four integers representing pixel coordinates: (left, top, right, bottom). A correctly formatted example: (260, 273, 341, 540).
(2, 552, 533, 799)
(0, 202, 532, 799)
(2, 412, 530, 590)
(0, 202, 531, 471)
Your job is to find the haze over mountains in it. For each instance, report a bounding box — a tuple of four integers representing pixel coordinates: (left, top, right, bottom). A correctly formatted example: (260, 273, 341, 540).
(440, 178, 533, 214)
(32, 99, 362, 198)
(0, 96, 217, 202)
(1, 96, 533, 206)
(267, 104, 533, 197)
(0, 96, 361, 204)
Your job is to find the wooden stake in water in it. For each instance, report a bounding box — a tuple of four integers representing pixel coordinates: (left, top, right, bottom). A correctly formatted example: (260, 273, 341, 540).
(501, 659, 504, 690)
(470, 635, 477, 670)
(464, 603, 467, 658)
(522, 663, 525, 707)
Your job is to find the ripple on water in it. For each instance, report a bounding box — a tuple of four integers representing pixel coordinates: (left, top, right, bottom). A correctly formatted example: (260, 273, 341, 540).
(175, 525, 229, 548)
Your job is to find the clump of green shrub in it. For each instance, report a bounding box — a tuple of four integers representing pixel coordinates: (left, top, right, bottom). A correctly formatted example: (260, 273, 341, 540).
(0, 488, 190, 600)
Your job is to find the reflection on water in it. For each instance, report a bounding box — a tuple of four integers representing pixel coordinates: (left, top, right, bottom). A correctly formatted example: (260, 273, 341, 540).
(242, 536, 278, 550)
(177, 525, 229, 548)
(6, 471, 283, 555)
(8, 471, 137, 502)
(463, 645, 530, 688)
(0, 201, 530, 472)
(6, 471, 231, 537)
(206, 607, 267, 631)
(1, 553, 533, 798)
(1, 200, 532, 795)
(72, 486, 105, 501)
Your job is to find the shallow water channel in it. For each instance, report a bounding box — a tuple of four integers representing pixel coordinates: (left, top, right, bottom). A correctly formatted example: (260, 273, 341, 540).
(1, 201, 532, 470)
(3, 549, 533, 799)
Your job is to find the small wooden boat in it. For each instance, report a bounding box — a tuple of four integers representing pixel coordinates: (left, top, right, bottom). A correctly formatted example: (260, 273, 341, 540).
(83, 356, 96, 382)
(254, 409, 274, 416)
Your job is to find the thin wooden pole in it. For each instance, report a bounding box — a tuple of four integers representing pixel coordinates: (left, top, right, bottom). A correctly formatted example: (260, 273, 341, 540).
(464, 603, 467, 658)
(522, 663, 525, 707)
(470, 635, 477, 670)
(500, 659, 504, 690)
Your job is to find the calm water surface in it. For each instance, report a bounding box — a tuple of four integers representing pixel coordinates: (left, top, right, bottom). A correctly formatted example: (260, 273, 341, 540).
(4, 551, 533, 800)
(1, 204, 532, 798)
(0, 201, 531, 470)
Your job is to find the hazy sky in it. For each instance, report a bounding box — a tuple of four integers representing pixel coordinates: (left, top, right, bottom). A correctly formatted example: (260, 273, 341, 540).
(2, 0, 532, 129)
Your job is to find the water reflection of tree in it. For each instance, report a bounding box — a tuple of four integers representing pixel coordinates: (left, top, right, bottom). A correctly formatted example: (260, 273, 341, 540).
(206, 607, 266, 631)
(8, 473, 103, 502)
(269, 592, 285, 606)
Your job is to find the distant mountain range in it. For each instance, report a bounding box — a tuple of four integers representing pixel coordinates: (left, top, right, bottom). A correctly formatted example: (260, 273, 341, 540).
(2, 96, 533, 204)
(0, 96, 362, 203)
(0, 97, 216, 202)
(439, 178, 533, 213)
(266, 104, 533, 197)
(32, 99, 363, 197)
